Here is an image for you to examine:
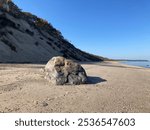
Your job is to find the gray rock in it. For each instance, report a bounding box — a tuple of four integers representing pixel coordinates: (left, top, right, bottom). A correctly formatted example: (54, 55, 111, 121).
(42, 101, 48, 107)
(45, 56, 87, 85)
(0, 0, 10, 12)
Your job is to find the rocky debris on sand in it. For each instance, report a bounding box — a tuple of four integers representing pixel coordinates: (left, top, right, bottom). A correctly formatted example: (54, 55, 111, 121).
(42, 101, 48, 107)
(44, 56, 87, 85)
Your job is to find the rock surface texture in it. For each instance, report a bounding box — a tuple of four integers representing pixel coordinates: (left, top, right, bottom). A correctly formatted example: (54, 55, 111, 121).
(0, 0, 10, 12)
(45, 56, 87, 85)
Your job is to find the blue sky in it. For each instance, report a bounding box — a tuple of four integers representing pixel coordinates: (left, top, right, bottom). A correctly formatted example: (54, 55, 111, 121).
(13, 0, 150, 60)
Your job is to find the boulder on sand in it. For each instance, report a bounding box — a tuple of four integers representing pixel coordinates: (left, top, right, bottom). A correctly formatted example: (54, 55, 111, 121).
(44, 56, 87, 85)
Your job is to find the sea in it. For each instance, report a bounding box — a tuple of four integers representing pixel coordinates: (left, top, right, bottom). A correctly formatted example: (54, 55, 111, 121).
(120, 61, 150, 68)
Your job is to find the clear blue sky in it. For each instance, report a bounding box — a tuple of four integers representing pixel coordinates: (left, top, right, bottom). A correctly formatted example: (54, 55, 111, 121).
(13, 0, 150, 60)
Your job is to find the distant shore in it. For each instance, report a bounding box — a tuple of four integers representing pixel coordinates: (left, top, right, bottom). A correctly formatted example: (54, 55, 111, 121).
(111, 59, 149, 62)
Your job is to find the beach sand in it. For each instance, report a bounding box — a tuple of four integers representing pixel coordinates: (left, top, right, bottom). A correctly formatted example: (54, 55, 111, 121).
(0, 61, 150, 113)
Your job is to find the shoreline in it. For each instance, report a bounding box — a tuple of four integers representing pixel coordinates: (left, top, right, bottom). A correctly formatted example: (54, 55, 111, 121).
(118, 61, 150, 69)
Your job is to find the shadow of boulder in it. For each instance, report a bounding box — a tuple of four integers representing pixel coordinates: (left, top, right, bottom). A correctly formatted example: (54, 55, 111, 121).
(87, 76, 107, 84)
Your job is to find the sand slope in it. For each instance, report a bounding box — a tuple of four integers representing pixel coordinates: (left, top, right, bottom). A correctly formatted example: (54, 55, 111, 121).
(0, 62, 150, 113)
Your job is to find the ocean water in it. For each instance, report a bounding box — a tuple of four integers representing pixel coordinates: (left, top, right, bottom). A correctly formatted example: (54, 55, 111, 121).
(121, 61, 150, 68)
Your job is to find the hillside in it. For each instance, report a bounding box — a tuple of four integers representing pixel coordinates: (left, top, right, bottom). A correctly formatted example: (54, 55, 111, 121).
(0, 2, 104, 63)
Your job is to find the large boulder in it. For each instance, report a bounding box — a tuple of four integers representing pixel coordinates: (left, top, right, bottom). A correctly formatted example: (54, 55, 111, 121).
(44, 56, 87, 85)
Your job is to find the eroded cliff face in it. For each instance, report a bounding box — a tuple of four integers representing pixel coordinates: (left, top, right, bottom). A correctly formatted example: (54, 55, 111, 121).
(0, 1, 104, 63)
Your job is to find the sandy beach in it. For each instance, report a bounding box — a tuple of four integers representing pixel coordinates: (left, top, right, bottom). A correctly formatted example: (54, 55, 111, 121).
(0, 61, 150, 113)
